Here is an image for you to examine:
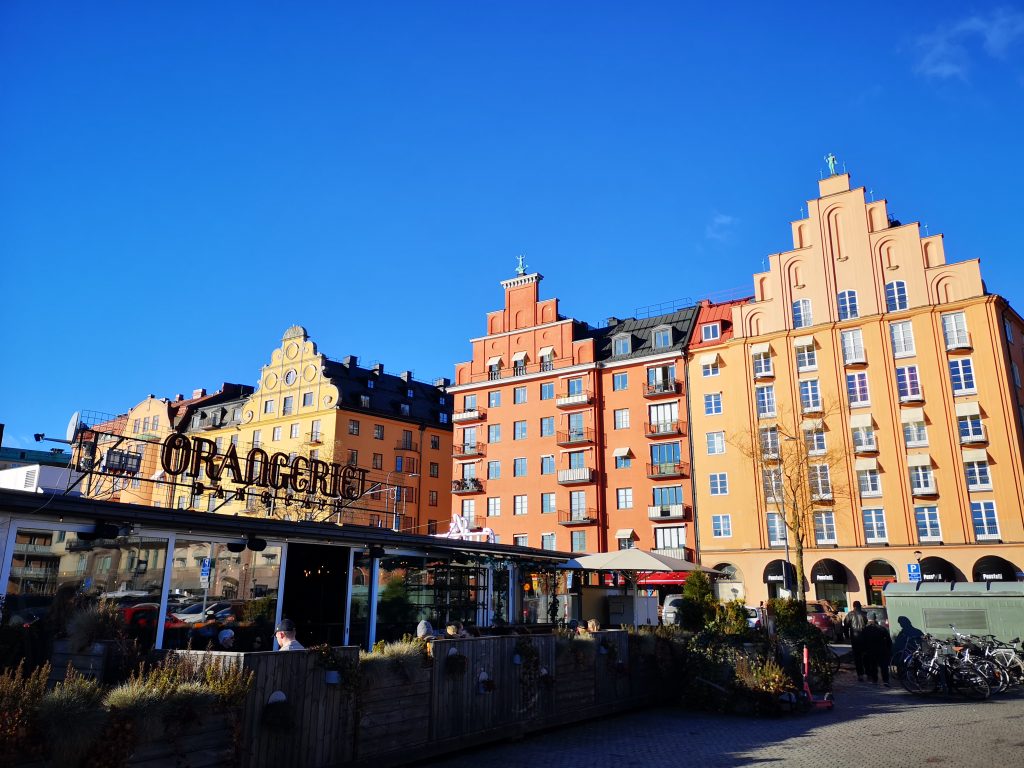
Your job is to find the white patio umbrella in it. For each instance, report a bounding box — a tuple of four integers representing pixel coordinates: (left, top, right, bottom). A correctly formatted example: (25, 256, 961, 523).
(569, 549, 720, 628)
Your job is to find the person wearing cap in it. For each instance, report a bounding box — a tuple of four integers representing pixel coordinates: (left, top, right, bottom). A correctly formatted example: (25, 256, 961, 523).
(216, 629, 235, 651)
(275, 618, 304, 651)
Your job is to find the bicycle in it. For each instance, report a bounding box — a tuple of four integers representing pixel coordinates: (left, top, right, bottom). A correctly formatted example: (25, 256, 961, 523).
(899, 635, 990, 700)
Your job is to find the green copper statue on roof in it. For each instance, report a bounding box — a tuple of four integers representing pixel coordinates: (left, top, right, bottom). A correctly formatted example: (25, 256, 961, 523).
(515, 254, 528, 276)
(824, 152, 838, 176)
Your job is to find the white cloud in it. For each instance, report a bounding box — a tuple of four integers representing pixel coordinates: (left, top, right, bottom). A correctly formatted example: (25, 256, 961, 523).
(915, 7, 1024, 80)
(705, 213, 737, 242)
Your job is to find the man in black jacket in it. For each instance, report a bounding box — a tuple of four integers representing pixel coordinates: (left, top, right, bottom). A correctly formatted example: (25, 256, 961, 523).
(844, 601, 868, 681)
(862, 616, 893, 686)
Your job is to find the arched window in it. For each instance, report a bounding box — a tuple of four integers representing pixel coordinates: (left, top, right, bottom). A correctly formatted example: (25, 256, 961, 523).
(792, 298, 813, 329)
(885, 281, 908, 312)
(837, 290, 859, 321)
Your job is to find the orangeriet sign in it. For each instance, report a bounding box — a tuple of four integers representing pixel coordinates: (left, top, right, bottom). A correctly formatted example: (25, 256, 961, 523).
(159, 433, 369, 516)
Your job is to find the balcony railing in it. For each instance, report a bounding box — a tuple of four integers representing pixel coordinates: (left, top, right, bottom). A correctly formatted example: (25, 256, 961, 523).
(960, 429, 987, 445)
(643, 380, 681, 398)
(556, 428, 595, 446)
(753, 367, 774, 380)
(652, 546, 695, 562)
(912, 483, 937, 497)
(395, 440, 419, 453)
(853, 441, 877, 454)
(844, 349, 867, 365)
(647, 504, 692, 522)
(557, 467, 595, 485)
(646, 462, 688, 479)
(945, 333, 972, 351)
(558, 508, 598, 526)
(899, 390, 925, 403)
(452, 408, 486, 423)
(14, 543, 55, 554)
(8, 566, 58, 578)
(452, 478, 484, 494)
(811, 491, 834, 503)
(802, 402, 823, 414)
(452, 442, 486, 458)
(644, 420, 685, 437)
(556, 391, 592, 408)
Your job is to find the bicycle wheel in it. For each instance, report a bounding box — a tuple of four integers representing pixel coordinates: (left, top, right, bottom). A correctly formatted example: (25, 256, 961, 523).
(901, 659, 939, 695)
(972, 659, 1008, 694)
(953, 661, 991, 700)
(992, 653, 1024, 688)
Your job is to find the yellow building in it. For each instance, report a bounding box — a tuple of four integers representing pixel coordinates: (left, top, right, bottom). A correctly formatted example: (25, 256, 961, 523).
(689, 172, 1024, 607)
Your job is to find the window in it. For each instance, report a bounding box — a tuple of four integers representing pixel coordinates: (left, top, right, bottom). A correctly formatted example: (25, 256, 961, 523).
(971, 501, 1000, 540)
(361, 394, 372, 409)
(369, 453, 382, 470)
(762, 467, 782, 501)
(915, 506, 941, 542)
(809, 464, 832, 499)
(885, 280, 908, 312)
(514, 495, 528, 516)
(800, 379, 821, 412)
(512, 534, 527, 548)
(348, 419, 360, 436)
(767, 513, 787, 546)
(756, 385, 776, 417)
(650, 441, 680, 472)
(890, 321, 915, 358)
(837, 290, 859, 320)
(655, 525, 685, 549)
(488, 391, 501, 407)
(347, 449, 358, 466)
(513, 386, 527, 404)
(487, 461, 500, 479)
(487, 497, 501, 517)
(792, 299, 812, 329)
(615, 454, 632, 469)
(230, 434, 238, 447)
(540, 493, 556, 514)
(541, 533, 556, 550)
(567, 377, 583, 395)
(430, 435, 440, 450)
(428, 461, 439, 478)
(282, 396, 294, 416)
(752, 352, 772, 377)
(540, 416, 554, 436)
(702, 361, 720, 377)
(272, 426, 282, 442)
(653, 327, 672, 348)
(796, 342, 817, 371)
(711, 514, 732, 538)
(648, 401, 678, 433)
(706, 431, 725, 455)
(704, 393, 723, 416)
(1014, 363, 1022, 389)
(513, 458, 527, 477)
(400, 404, 410, 416)
(858, 469, 881, 497)
(488, 424, 501, 443)
(132, 418, 140, 434)
(942, 312, 969, 349)
(374, 424, 384, 440)
(429, 490, 438, 507)
(760, 426, 779, 458)
(840, 329, 865, 364)
(959, 415, 984, 442)
(571, 531, 586, 552)
(613, 409, 630, 429)
(965, 460, 991, 491)
(612, 372, 628, 390)
(904, 421, 928, 447)
(1005, 319, 1015, 343)
(613, 335, 632, 355)
(616, 488, 633, 509)
(804, 428, 826, 455)
(701, 323, 721, 341)
(852, 426, 876, 451)
(709, 472, 728, 495)
(464, 394, 477, 411)
(618, 535, 636, 550)
(896, 366, 922, 400)
(287, 423, 298, 439)
(910, 465, 935, 494)
(814, 511, 837, 544)
(252, 429, 262, 448)
(846, 372, 870, 406)
(949, 358, 976, 395)
(302, 392, 314, 407)
(541, 455, 555, 475)
(514, 421, 527, 440)
(862, 508, 887, 543)
(264, 400, 275, 414)
(540, 382, 554, 400)
(310, 419, 322, 441)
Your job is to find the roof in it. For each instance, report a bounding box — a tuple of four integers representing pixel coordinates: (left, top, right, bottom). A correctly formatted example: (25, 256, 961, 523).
(688, 298, 751, 350)
(587, 307, 700, 362)
(322, 359, 453, 429)
(0, 447, 72, 469)
(170, 384, 254, 429)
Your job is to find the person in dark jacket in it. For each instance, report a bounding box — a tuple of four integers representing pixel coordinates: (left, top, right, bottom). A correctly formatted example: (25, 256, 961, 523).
(843, 601, 868, 681)
(862, 616, 893, 686)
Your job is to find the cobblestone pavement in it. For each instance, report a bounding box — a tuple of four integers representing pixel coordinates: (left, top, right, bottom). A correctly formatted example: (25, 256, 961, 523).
(416, 665, 1024, 768)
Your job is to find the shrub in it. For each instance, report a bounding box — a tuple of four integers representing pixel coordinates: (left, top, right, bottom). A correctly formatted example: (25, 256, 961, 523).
(66, 601, 125, 653)
(680, 571, 716, 630)
(0, 660, 50, 766)
(37, 666, 107, 768)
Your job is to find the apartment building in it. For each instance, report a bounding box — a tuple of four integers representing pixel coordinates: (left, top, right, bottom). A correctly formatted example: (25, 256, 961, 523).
(449, 271, 698, 556)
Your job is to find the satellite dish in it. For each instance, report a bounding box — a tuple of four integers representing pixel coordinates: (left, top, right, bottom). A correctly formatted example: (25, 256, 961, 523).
(66, 411, 82, 442)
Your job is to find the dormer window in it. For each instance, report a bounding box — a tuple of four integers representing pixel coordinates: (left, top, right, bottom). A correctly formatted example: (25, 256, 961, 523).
(400, 403, 410, 416)
(367, 380, 374, 389)
(613, 334, 632, 356)
(652, 326, 672, 349)
(407, 389, 414, 398)
(701, 323, 721, 342)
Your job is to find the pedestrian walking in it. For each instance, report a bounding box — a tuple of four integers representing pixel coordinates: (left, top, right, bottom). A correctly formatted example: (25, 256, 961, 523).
(843, 601, 868, 681)
(862, 616, 892, 686)
(274, 618, 305, 651)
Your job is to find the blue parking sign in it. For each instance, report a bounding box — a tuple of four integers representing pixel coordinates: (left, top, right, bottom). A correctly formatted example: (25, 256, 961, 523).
(907, 563, 922, 582)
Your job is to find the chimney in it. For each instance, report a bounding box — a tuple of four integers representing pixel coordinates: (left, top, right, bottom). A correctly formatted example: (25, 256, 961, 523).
(372, 363, 384, 376)
(434, 377, 450, 388)
(606, 316, 620, 327)
(192, 388, 206, 399)
(400, 371, 413, 382)
(343, 355, 358, 367)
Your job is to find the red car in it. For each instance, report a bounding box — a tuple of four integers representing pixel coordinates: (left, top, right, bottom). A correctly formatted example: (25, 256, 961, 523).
(806, 603, 837, 639)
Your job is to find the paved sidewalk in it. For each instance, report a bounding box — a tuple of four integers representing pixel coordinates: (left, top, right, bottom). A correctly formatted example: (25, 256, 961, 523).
(416, 666, 1024, 768)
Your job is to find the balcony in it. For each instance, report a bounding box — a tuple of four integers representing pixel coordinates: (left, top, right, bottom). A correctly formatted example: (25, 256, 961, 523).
(556, 428, 595, 446)
(558, 508, 598, 526)
(811, 491, 834, 503)
(557, 467, 595, 485)
(652, 546, 695, 562)
(960, 428, 987, 445)
(647, 504, 692, 522)
(645, 420, 685, 438)
(643, 380, 681, 398)
(853, 442, 877, 454)
(646, 461, 689, 479)
(8, 566, 58, 578)
(452, 478, 484, 494)
(912, 483, 938, 497)
(899, 391, 925, 403)
(946, 333, 972, 351)
(14, 543, 55, 555)
(802, 403, 824, 415)
(452, 442, 485, 458)
(452, 408, 486, 423)
(556, 391, 592, 409)
(844, 349, 867, 366)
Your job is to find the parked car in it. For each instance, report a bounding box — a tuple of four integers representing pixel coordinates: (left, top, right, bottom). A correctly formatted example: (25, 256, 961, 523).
(745, 606, 765, 630)
(662, 595, 685, 626)
(806, 603, 838, 639)
(171, 600, 235, 624)
(809, 599, 843, 638)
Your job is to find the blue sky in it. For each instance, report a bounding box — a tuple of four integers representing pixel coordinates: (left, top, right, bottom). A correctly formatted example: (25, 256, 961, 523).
(2, 2, 1024, 448)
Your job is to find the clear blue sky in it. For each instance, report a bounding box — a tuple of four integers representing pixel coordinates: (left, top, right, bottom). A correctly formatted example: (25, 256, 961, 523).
(2, 2, 1023, 448)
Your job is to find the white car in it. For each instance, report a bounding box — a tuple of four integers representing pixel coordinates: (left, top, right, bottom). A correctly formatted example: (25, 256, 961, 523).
(171, 601, 232, 624)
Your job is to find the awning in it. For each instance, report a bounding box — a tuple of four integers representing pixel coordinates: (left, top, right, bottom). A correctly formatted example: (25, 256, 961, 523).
(637, 572, 691, 586)
(792, 335, 815, 348)
(972, 555, 1021, 582)
(811, 558, 848, 584)
(614, 529, 635, 540)
(920, 556, 957, 582)
(612, 447, 631, 457)
(486, 356, 503, 367)
(801, 418, 823, 430)
(907, 453, 932, 467)
(698, 352, 719, 366)
(538, 346, 554, 358)
(762, 559, 797, 585)
(511, 350, 528, 363)
(750, 342, 771, 355)
(962, 448, 988, 463)
(900, 407, 924, 424)
(855, 457, 877, 471)
(955, 401, 981, 417)
(849, 414, 873, 428)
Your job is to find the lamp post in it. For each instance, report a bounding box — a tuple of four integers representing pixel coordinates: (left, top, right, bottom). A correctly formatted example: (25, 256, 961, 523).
(395, 473, 419, 532)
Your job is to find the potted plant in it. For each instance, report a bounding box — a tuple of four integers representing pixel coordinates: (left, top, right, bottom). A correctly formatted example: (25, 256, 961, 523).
(310, 644, 347, 685)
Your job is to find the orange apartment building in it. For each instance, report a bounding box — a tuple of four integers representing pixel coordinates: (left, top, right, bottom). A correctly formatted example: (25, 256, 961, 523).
(689, 172, 1024, 607)
(450, 271, 698, 557)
